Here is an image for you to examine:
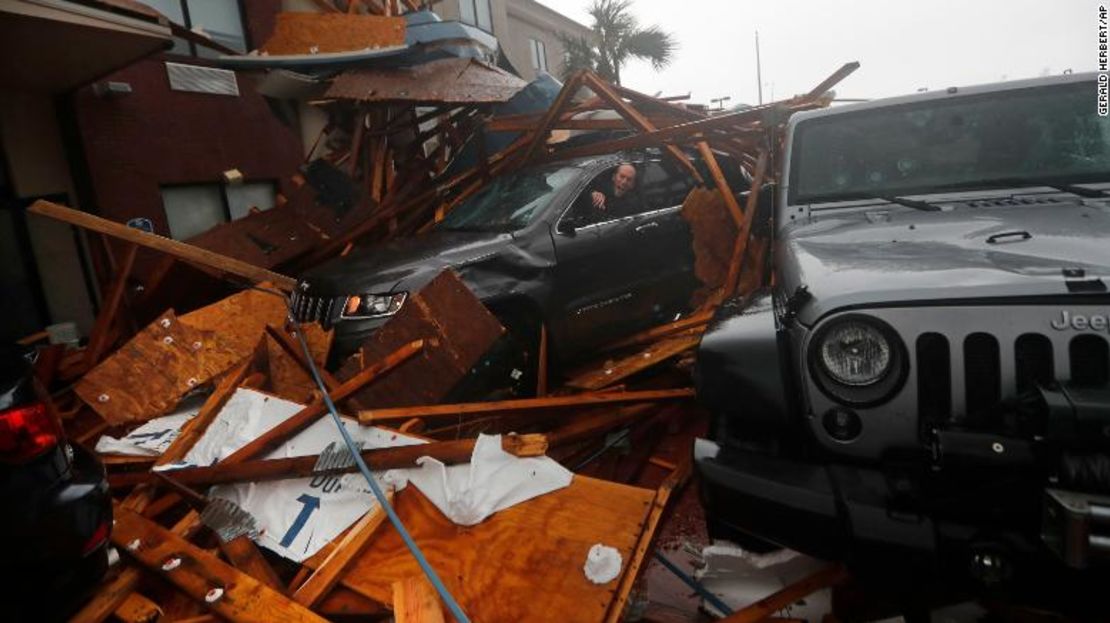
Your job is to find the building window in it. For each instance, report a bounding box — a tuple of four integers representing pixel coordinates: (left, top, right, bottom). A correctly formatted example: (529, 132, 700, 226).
(459, 0, 493, 32)
(529, 38, 548, 73)
(161, 182, 275, 240)
(136, 0, 248, 58)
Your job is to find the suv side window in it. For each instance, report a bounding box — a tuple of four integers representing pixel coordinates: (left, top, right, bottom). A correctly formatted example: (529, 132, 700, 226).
(639, 161, 695, 210)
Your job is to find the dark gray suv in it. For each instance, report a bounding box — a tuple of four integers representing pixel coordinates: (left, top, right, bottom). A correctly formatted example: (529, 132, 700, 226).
(292, 152, 720, 371)
(696, 72, 1110, 607)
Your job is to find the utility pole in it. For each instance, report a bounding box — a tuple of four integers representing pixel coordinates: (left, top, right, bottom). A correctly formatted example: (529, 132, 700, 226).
(755, 30, 763, 105)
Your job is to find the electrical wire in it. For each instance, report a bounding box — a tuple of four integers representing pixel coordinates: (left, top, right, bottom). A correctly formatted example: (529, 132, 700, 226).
(246, 283, 470, 622)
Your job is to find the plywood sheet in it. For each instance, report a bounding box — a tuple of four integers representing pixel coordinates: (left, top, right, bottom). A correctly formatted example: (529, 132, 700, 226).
(336, 270, 503, 408)
(318, 476, 655, 623)
(261, 13, 406, 56)
(181, 285, 332, 367)
(75, 311, 241, 425)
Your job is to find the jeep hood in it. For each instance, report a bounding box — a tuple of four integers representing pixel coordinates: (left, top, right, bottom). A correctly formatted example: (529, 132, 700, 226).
(780, 201, 1110, 325)
(299, 229, 516, 294)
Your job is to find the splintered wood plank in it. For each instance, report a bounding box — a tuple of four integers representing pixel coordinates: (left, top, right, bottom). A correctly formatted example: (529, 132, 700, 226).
(393, 575, 445, 623)
(219, 339, 423, 466)
(180, 286, 332, 367)
(336, 270, 504, 408)
(604, 455, 692, 623)
(157, 359, 254, 466)
(306, 476, 655, 623)
(27, 200, 296, 290)
(293, 491, 393, 607)
(75, 311, 241, 425)
(358, 388, 695, 424)
(71, 512, 203, 623)
(110, 504, 327, 623)
(565, 336, 702, 392)
(109, 434, 547, 488)
(113, 592, 162, 623)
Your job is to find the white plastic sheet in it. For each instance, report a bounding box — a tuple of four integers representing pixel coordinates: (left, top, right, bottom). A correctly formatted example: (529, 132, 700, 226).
(404, 433, 573, 526)
(159, 388, 423, 561)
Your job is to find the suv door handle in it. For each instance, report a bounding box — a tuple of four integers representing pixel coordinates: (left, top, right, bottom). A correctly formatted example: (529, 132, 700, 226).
(634, 222, 659, 234)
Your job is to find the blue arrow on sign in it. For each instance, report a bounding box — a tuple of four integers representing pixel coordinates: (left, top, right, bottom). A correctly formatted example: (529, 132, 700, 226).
(279, 494, 320, 548)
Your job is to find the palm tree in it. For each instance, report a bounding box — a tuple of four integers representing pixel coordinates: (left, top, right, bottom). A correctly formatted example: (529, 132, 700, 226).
(560, 0, 676, 85)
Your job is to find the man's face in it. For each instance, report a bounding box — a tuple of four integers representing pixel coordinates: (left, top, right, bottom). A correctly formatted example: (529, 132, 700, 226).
(612, 165, 636, 197)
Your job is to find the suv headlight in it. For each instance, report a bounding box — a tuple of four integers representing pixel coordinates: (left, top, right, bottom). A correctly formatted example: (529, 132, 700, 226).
(809, 315, 907, 406)
(341, 292, 407, 319)
(819, 321, 891, 386)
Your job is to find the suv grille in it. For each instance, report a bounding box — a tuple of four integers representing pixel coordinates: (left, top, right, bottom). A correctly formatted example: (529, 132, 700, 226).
(291, 290, 339, 327)
(916, 332, 1110, 424)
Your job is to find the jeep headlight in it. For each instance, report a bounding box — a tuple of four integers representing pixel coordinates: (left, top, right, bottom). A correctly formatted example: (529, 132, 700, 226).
(809, 315, 907, 407)
(341, 292, 407, 319)
(818, 321, 891, 386)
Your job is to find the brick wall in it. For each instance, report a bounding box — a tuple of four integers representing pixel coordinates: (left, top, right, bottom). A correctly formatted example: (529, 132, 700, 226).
(72, 0, 301, 233)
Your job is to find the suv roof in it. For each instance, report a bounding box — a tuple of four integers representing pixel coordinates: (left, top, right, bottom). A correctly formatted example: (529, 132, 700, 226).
(789, 71, 1099, 126)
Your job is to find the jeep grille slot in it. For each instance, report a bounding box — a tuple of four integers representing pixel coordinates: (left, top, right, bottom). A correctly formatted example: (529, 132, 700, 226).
(290, 290, 338, 327)
(1069, 335, 1109, 387)
(1015, 333, 1055, 393)
(964, 333, 1001, 421)
(916, 333, 951, 427)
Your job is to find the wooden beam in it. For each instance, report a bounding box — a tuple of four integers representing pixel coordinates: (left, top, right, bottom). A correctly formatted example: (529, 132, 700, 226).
(696, 141, 746, 229)
(604, 455, 692, 623)
(113, 592, 162, 623)
(718, 565, 849, 623)
(293, 490, 393, 607)
(520, 70, 586, 165)
(536, 323, 548, 396)
(392, 574, 446, 623)
(220, 339, 424, 465)
(359, 388, 695, 424)
(84, 242, 137, 367)
(27, 201, 296, 290)
(109, 434, 548, 488)
(565, 336, 701, 392)
(110, 504, 328, 623)
(722, 149, 770, 300)
(581, 72, 704, 185)
(157, 359, 253, 466)
(600, 311, 713, 352)
(70, 512, 203, 623)
(803, 61, 861, 101)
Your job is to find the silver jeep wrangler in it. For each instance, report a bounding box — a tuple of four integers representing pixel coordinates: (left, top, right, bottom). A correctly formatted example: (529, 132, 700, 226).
(695, 71, 1110, 606)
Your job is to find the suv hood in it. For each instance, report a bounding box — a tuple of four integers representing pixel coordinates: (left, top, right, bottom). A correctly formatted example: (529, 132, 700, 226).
(299, 229, 515, 294)
(780, 199, 1110, 325)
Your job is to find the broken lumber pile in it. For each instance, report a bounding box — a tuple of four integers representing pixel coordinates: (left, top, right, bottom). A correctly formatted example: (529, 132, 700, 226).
(18, 53, 862, 622)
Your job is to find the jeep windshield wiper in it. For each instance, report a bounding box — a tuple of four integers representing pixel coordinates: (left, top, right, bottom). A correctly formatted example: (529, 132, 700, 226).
(863, 194, 942, 212)
(933, 176, 1110, 198)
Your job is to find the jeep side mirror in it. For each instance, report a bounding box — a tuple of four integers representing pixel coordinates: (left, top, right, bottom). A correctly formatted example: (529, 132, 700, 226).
(557, 218, 579, 236)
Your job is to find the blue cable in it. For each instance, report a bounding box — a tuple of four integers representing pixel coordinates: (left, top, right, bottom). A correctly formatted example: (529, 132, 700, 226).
(288, 315, 471, 623)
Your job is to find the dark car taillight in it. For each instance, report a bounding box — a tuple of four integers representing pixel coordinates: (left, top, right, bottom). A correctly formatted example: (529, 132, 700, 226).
(0, 402, 60, 463)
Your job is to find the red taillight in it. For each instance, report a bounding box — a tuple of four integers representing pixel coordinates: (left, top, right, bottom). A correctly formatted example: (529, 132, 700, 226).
(0, 402, 59, 462)
(81, 519, 111, 556)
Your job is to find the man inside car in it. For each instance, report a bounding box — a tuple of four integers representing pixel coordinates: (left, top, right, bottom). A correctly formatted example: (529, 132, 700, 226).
(589, 162, 639, 217)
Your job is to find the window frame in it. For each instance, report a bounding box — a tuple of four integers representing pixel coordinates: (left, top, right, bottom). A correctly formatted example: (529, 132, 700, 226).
(530, 38, 548, 73)
(558, 160, 686, 230)
(459, 0, 493, 33)
(160, 179, 277, 240)
(139, 0, 250, 59)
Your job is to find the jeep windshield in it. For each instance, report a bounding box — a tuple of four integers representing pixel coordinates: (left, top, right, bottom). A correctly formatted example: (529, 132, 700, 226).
(789, 80, 1110, 206)
(437, 164, 583, 232)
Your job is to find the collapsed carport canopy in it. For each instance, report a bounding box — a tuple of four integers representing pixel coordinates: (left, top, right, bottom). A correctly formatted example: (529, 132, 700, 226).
(0, 0, 171, 93)
(324, 57, 528, 105)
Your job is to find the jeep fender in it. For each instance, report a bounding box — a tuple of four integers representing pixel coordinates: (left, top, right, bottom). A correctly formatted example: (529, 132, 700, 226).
(695, 289, 791, 434)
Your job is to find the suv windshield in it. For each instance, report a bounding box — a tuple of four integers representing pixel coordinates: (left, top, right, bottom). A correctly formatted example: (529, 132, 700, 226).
(789, 80, 1110, 205)
(437, 164, 583, 232)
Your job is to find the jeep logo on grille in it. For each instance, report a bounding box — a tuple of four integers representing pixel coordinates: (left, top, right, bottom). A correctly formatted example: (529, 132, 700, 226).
(1050, 311, 1110, 332)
